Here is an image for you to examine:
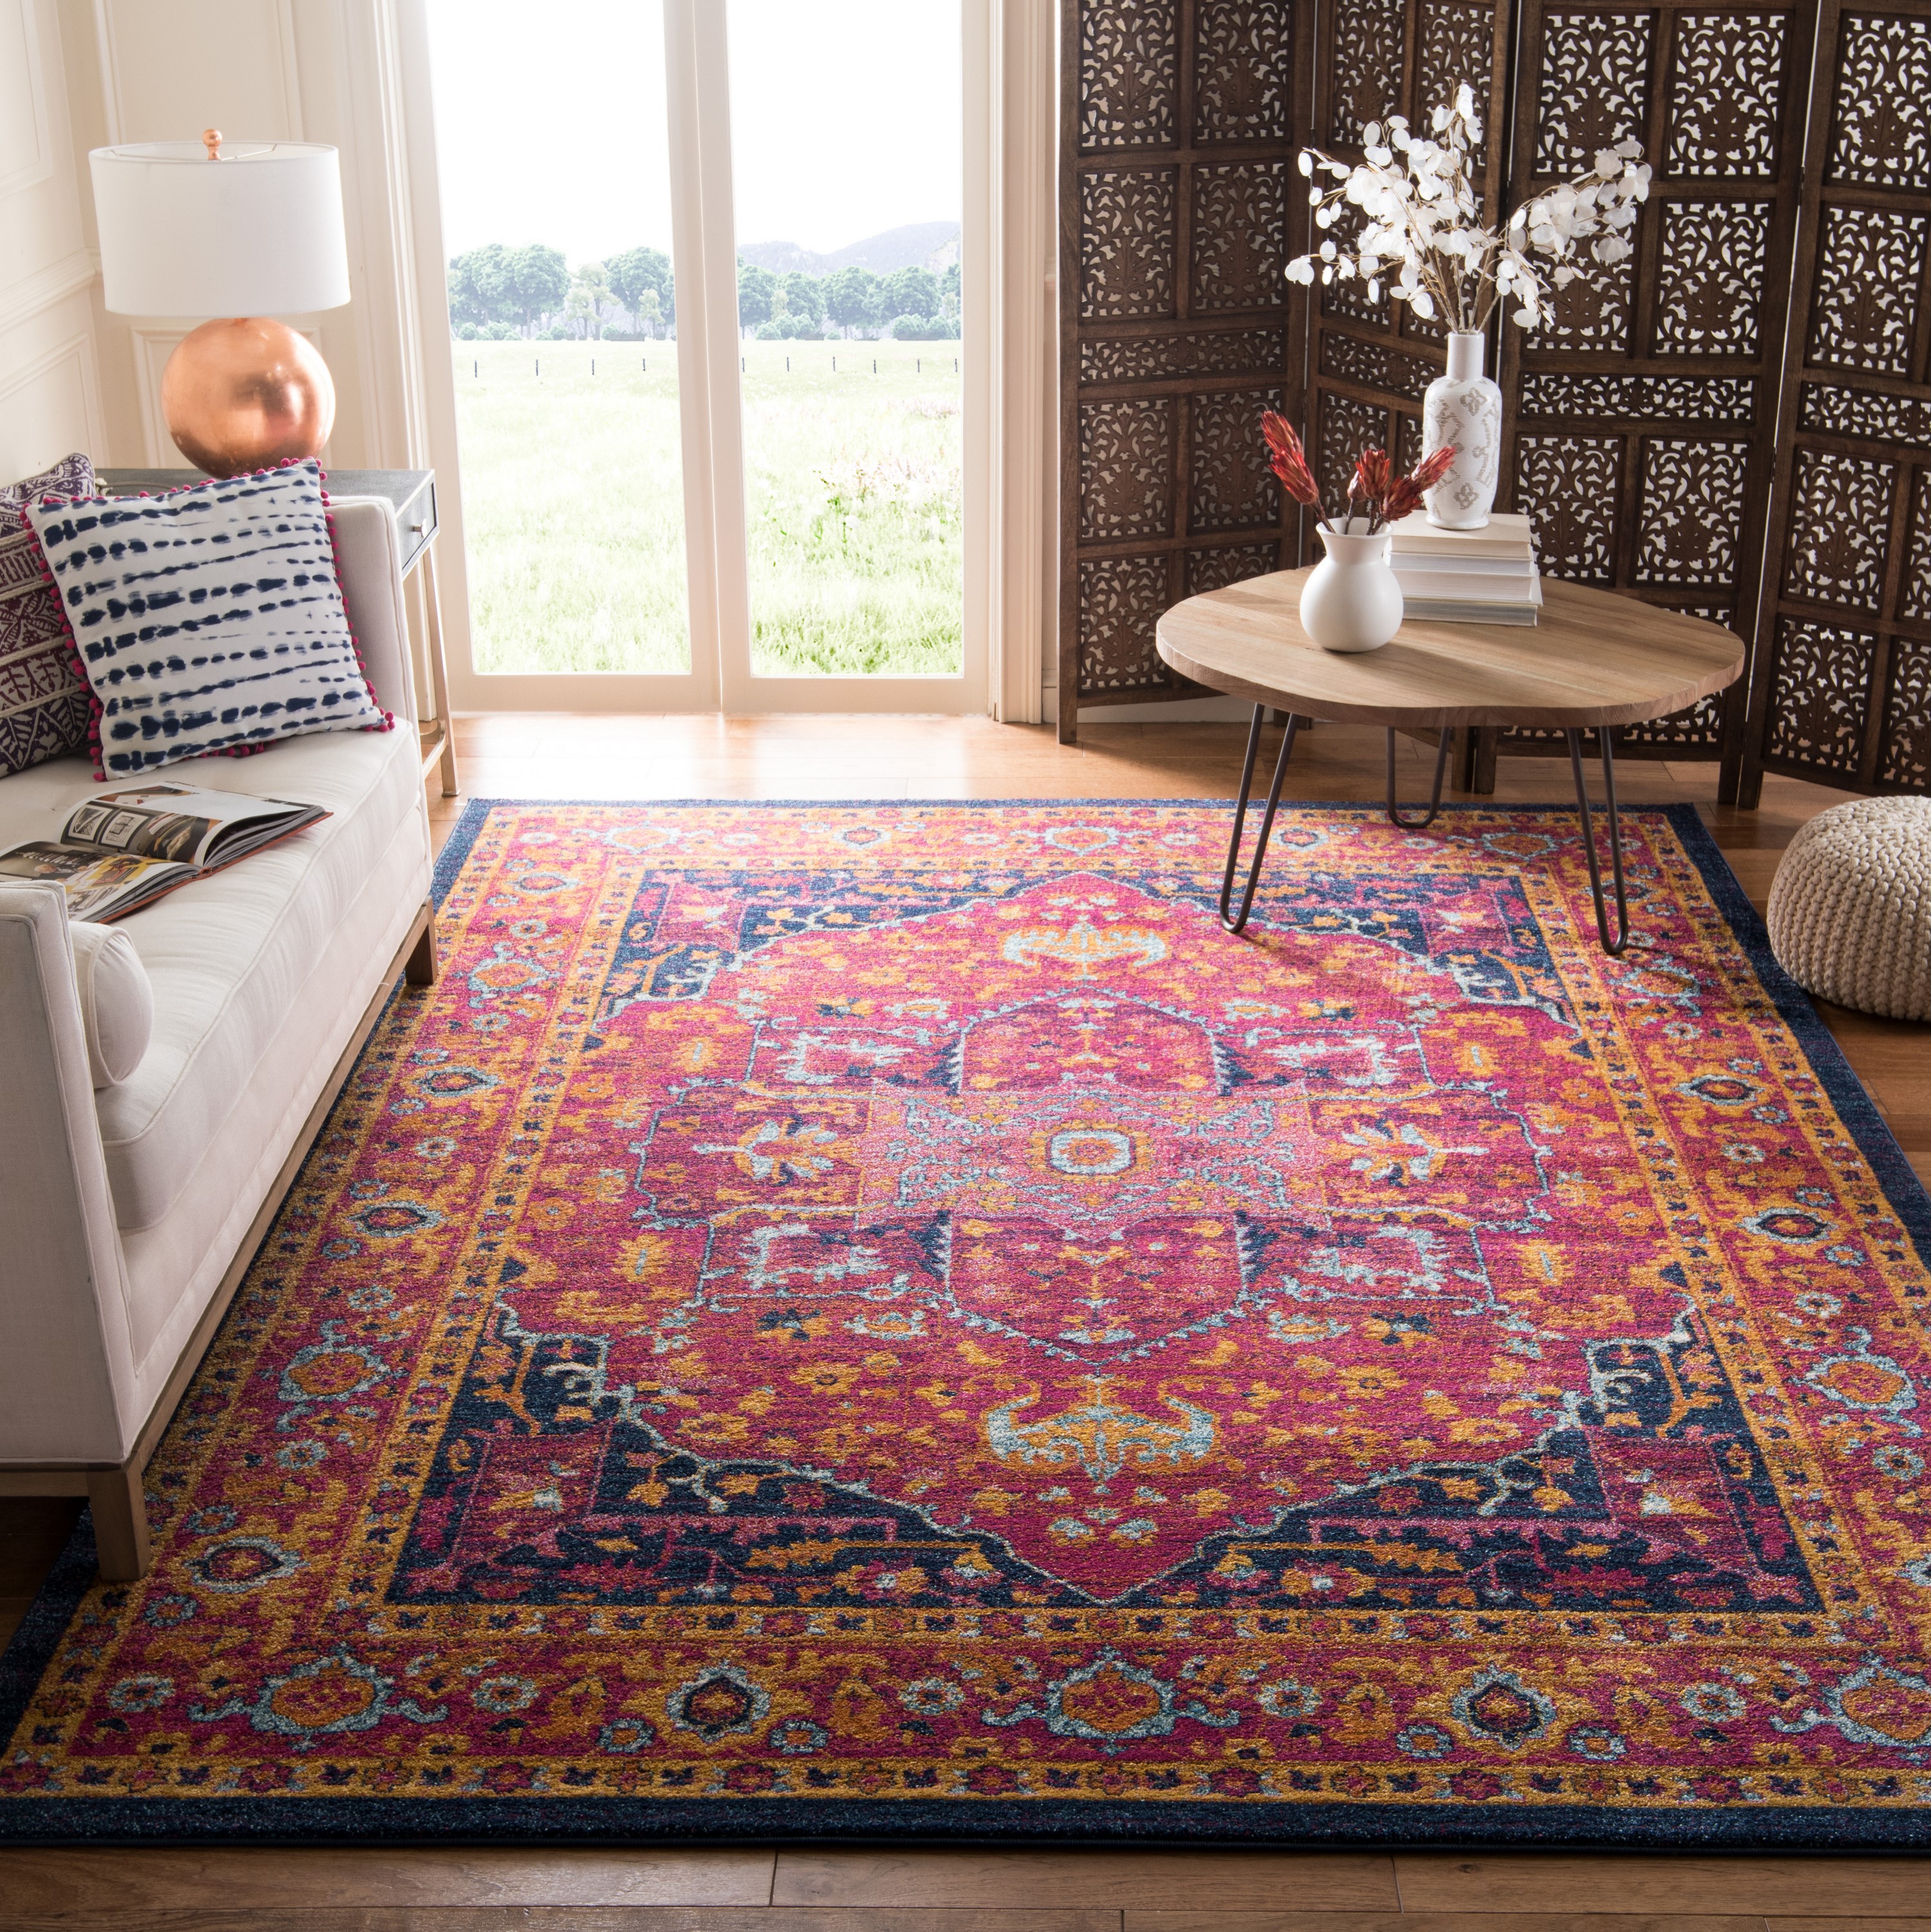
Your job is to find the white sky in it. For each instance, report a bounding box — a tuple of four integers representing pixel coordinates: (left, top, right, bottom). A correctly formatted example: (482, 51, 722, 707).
(425, 0, 963, 265)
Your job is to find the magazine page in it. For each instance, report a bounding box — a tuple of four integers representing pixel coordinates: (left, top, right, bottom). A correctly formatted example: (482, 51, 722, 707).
(61, 784, 315, 867)
(0, 842, 190, 922)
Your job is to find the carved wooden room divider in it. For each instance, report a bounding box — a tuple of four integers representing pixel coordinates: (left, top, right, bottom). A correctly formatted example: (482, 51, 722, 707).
(1489, 0, 1813, 795)
(1060, 0, 1931, 800)
(1733, 0, 1931, 802)
(1057, 1, 1313, 741)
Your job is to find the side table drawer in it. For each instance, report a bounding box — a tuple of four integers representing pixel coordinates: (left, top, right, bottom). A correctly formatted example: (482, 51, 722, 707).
(395, 475, 437, 575)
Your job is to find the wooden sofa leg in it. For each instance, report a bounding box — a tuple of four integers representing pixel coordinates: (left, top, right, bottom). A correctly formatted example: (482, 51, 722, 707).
(405, 902, 439, 986)
(88, 1461, 153, 1580)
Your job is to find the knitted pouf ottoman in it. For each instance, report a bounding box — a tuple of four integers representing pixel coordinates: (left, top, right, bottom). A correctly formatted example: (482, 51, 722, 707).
(1766, 795, 1931, 1020)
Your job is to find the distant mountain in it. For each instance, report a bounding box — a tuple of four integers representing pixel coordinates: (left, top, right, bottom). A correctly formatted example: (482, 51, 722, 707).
(739, 220, 961, 278)
(737, 240, 827, 276)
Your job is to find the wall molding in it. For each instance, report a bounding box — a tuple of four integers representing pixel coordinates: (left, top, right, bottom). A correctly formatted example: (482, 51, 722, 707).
(92, 0, 302, 147)
(340, 0, 428, 469)
(89, 0, 123, 144)
(0, 0, 55, 198)
(128, 326, 183, 464)
(272, 0, 305, 141)
(0, 330, 107, 464)
(0, 247, 97, 341)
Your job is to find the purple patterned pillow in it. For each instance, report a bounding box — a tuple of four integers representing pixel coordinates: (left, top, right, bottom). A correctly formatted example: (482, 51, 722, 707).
(1, 451, 95, 776)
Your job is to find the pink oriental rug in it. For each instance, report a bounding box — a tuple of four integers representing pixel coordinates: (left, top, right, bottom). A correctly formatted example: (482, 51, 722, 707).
(3, 799, 1929, 1847)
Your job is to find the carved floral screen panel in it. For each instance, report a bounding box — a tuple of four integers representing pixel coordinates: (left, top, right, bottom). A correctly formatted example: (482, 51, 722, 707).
(1306, 0, 1511, 558)
(1741, 0, 1931, 799)
(1059, 0, 1314, 739)
(1494, 0, 1812, 764)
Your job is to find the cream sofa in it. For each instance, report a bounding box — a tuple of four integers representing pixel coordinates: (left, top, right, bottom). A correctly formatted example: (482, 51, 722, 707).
(0, 497, 437, 1578)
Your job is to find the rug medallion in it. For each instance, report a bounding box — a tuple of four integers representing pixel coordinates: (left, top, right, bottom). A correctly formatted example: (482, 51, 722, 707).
(3, 800, 1928, 1844)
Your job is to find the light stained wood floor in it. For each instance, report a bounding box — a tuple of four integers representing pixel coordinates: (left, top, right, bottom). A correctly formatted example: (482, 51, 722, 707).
(3, 714, 1926, 1929)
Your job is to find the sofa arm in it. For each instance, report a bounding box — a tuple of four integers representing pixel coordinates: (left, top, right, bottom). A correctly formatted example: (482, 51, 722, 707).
(0, 885, 138, 1464)
(330, 495, 420, 725)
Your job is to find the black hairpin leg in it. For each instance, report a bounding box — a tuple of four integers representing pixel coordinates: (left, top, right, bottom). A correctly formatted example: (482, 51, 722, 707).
(1220, 705, 1300, 933)
(1567, 727, 1631, 956)
(1386, 725, 1455, 829)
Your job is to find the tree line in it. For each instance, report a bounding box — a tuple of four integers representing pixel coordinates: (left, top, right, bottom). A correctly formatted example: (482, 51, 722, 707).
(447, 243, 959, 343)
(740, 261, 959, 341)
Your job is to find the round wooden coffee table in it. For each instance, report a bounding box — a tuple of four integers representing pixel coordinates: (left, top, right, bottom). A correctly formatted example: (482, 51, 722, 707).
(1155, 569, 1746, 954)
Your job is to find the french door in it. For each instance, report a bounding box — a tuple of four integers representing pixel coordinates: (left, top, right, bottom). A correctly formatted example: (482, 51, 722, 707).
(433, 0, 987, 715)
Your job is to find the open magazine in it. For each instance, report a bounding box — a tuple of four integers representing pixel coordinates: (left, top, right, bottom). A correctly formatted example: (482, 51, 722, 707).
(0, 783, 330, 922)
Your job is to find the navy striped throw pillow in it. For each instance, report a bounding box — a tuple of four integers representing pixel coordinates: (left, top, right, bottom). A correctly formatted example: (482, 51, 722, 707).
(24, 460, 393, 779)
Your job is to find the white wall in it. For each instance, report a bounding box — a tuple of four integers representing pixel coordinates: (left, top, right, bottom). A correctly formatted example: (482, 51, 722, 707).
(0, 0, 106, 478)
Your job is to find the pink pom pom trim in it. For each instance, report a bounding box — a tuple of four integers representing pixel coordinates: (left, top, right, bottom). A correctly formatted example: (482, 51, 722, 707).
(20, 457, 392, 781)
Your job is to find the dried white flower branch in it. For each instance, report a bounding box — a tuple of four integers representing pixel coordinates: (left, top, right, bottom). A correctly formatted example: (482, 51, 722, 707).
(1285, 84, 1651, 333)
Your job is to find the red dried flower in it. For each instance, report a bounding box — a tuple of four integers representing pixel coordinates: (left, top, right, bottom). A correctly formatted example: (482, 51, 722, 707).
(1263, 411, 1458, 534)
(1351, 448, 1393, 505)
(1380, 446, 1460, 526)
(1260, 410, 1323, 510)
(1381, 477, 1428, 526)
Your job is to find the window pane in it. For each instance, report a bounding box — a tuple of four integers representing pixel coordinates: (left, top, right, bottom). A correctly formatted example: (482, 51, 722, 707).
(728, 0, 964, 677)
(428, 0, 690, 674)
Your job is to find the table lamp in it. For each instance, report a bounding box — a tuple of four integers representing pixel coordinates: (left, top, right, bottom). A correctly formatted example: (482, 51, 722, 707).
(89, 131, 352, 477)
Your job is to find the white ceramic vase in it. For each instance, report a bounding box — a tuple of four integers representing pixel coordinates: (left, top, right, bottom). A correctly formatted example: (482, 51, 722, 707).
(1422, 330, 1502, 529)
(1299, 524, 1403, 653)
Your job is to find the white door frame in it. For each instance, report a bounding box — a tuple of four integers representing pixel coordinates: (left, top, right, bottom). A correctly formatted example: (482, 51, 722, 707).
(690, 0, 989, 715)
(401, 0, 1047, 719)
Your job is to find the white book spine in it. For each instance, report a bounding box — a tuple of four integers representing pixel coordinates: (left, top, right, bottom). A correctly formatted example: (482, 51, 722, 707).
(1388, 549, 1538, 574)
(1393, 569, 1543, 601)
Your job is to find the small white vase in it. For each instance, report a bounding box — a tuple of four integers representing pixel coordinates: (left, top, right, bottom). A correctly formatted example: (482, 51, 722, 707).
(1300, 524, 1403, 653)
(1422, 330, 1502, 529)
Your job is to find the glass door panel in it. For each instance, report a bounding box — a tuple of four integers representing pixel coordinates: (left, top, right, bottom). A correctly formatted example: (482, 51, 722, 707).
(724, 0, 965, 680)
(428, 0, 692, 677)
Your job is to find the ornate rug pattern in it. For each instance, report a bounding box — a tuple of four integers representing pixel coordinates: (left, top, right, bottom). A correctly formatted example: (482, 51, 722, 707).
(4, 799, 1930, 1846)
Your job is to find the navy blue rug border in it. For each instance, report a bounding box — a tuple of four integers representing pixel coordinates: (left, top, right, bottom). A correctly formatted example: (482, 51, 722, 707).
(5, 796, 1927, 1849)
(1661, 800, 1930, 1274)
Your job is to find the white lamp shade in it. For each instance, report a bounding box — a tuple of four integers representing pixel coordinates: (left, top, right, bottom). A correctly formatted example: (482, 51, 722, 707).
(89, 140, 351, 317)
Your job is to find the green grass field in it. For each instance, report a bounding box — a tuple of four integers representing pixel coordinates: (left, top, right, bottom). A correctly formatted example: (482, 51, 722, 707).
(450, 339, 963, 677)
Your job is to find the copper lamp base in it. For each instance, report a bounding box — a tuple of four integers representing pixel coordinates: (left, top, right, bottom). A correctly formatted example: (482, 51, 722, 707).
(161, 317, 335, 478)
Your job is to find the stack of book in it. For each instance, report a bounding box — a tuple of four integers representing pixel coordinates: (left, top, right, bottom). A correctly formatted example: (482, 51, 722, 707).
(1388, 510, 1541, 625)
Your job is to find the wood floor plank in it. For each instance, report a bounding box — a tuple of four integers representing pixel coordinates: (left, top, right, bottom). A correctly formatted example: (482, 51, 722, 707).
(1127, 1916, 1768, 1932)
(0, 1847, 777, 1913)
(1713, 849, 1780, 900)
(1813, 998, 1931, 1036)
(4, 1913, 1121, 1932)
(1392, 1857, 1931, 1917)
(1875, 1118, 1931, 1156)
(1839, 1077, 1931, 1125)
(771, 1850, 1397, 1912)
(1773, 1921, 1931, 1930)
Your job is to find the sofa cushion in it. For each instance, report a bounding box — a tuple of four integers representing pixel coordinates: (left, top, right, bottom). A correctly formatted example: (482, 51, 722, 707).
(0, 452, 95, 778)
(69, 920, 154, 1087)
(23, 460, 393, 778)
(0, 720, 424, 1229)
